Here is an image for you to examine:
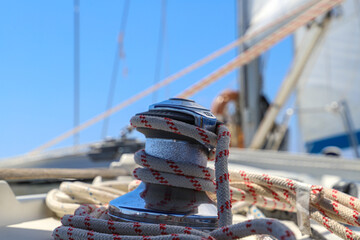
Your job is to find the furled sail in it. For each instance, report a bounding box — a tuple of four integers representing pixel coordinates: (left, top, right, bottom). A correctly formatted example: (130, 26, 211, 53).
(242, 0, 360, 155)
(295, 0, 360, 155)
(244, 0, 314, 46)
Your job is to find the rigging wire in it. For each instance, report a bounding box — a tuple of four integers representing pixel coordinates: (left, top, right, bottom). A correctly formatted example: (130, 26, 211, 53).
(152, 0, 167, 103)
(29, 0, 324, 153)
(177, 0, 339, 99)
(73, 0, 80, 147)
(101, 0, 131, 139)
(163, 4, 170, 99)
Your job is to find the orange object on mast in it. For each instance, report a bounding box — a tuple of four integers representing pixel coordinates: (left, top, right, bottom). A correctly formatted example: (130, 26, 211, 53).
(211, 89, 244, 148)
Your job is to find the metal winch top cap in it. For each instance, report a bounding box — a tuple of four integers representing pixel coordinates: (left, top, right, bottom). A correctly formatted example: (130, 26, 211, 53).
(148, 98, 217, 132)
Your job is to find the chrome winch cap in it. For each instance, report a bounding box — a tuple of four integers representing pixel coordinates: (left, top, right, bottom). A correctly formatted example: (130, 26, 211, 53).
(148, 98, 217, 132)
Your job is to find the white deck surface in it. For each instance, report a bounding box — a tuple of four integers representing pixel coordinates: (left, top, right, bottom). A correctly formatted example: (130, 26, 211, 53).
(1, 152, 354, 240)
(1, 218, 60, 240)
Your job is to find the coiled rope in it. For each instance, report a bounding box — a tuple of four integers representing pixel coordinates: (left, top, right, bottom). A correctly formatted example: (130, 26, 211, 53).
(48, 114, 360, 240)
(130, 115, 232, 226)
(229, 171, 360, 240)
(53, 205, 294, 240)
(48, 115, 296, 239)
(46, 179, 129, 217)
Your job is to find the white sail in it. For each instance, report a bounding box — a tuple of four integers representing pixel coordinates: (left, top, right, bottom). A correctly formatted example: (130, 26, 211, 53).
(295, 0, 360, 155)
(244, 0, 314, 45)
(243, 0, 360, 155)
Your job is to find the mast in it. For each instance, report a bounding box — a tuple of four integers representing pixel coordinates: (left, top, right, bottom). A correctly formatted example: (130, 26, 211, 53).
(250, 17, 330, 149)
(237, 0, 263, 148)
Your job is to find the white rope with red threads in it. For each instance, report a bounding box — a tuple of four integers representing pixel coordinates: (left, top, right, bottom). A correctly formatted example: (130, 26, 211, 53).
(48, 114, 360, 239)
(54, 205, 295, 240)
(50, 168, 360, 239)
(130, 114, 232, 226)
(228, 171, 360, 240)
(133, 150, 216, 192)
(125, 123, 360, 240)
(51, 114, 297, 240)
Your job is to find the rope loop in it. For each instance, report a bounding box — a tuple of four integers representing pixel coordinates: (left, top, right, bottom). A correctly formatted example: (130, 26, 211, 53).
(133, 149, 216, 192)
(54, 205, 295, 240)
(130, 115, 232, 227)
(49, 114, 301, 240)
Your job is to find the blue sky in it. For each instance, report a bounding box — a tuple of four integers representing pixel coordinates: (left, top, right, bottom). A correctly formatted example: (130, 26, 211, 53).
(0, 1, 293, 158)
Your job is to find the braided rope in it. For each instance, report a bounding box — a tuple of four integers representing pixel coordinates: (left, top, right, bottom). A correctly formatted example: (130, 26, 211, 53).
(46, 180, 129, 217)
(228, 171, 360, 240)
(49, 115, 297, 239)
(47, 115, 360, 240)
(48, 114, 360, 239)
(130, 115, 217, 151)
(48, 170, 360, 239)
(53, 205, 295, 240)
(130, 115, 232, 226)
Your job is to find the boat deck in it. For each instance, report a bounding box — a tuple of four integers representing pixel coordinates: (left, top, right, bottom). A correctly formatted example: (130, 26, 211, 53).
(1, 218, 59, 240)
(2, 150, 358, 240)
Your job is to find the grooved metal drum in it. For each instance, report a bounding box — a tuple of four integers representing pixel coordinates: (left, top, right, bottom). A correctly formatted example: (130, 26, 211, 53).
(108, 138, 218, 229)
(109, 98, 218, 230)
(145, 138, 208, 167)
